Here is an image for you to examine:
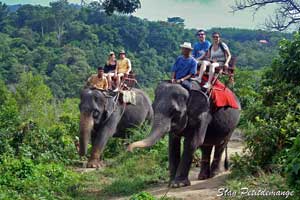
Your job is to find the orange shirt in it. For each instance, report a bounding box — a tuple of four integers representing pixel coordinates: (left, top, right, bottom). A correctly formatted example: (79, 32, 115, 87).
(87, 74, 108, 90)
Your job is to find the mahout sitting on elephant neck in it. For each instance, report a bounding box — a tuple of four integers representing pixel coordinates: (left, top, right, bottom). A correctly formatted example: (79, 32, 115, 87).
(79, 87, 153, 168)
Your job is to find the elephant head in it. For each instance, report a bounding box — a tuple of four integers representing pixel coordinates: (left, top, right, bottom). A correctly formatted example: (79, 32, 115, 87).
(187, 89, 212, 148)
(78, 88, 114, 156)
(128, 82, 189, 151)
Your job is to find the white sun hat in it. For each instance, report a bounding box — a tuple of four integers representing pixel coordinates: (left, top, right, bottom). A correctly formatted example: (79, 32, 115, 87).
(180, 42, 193, 50)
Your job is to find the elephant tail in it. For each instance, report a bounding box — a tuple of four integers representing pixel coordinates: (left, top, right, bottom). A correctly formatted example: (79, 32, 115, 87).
(224, 145, 229, 170)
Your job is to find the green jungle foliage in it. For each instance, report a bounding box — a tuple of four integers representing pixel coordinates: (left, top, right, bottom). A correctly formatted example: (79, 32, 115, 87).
(0, 0, 299, 199)
(0, 1, 291, 99)
(230, 33, 300, 196)
(0, 75, 80, 199)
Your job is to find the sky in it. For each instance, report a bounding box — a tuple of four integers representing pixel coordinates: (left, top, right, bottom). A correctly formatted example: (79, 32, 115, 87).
(2, 0, 274, 30)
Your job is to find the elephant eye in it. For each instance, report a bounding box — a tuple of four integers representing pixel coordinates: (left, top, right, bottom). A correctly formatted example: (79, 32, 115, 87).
(93, 110, 100, 118)
(169, 107, 180, 117)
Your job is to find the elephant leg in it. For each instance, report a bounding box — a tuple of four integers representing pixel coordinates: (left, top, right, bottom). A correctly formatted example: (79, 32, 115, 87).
(198, 145, 213, 180)
(168, 133, 181, 184)
(210, 142, 227, 178)
(91, 130, 97, 146)
(170, 134, 196, 188)
(87, 120, 119, 168)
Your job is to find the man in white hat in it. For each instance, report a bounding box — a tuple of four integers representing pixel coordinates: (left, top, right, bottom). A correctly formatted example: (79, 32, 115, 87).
(171, 42, 197, 90)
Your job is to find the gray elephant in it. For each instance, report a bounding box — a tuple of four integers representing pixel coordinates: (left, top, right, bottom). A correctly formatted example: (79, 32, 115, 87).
(128, 81, 241, 187)
(79, 88, 153, 168)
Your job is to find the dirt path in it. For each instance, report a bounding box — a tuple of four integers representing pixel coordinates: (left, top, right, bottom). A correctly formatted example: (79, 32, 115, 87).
(110, 136, 244, 200)
(75, 131, 244, 200)
(147, 140, 244, 200)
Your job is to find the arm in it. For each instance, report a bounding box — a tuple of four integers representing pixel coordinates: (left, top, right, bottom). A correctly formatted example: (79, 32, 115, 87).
(206, 49, 211, 61)
(126, 59, 132, 74)
(86, 76, 92, 86)
(171, 58, 178, 83)
(104, 78, 108, 90)
(85, 76, 94, 89)
(224, 49, 231, 67)
(171, 72, 176, 83)
(198, 51, 207, 60)
(114, 62, 119, 76)
(199, 41, 211, 61)
(192, 46, 196, 58)
(180, 74, 192, 81)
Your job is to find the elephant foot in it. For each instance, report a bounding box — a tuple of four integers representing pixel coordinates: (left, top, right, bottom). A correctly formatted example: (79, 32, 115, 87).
(198, 163, 210, 180)
(210, 167, 222, 178)
(198, 170, 210, 180)
(169, 178, 191, 188)
(86, 159, 104, 168)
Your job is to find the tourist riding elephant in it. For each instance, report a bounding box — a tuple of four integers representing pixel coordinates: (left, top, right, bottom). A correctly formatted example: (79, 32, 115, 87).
(79, 88, 153, 168)
(128, 81, 241, 187)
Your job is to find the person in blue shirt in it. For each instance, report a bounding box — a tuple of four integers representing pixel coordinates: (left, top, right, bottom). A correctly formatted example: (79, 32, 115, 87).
(171, 42, 197, 90)
(192, 29, 211, 61)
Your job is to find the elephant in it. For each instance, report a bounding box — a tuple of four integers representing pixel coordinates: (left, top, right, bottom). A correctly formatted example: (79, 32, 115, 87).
(79, 88, 153, 168)
(127, 81, 241, 187)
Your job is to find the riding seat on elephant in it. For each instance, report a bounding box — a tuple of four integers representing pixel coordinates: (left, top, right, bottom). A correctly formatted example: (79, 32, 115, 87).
(128, 80, 241, 188)
(79, 87, 153, 168)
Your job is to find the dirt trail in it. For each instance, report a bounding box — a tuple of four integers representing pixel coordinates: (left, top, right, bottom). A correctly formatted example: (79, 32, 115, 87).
(147, 141, 244, 200)
(76, 131, 244, 200)
(113, 132, 244, 200)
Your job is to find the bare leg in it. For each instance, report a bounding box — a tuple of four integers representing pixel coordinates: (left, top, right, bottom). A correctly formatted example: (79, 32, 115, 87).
(208, 63, 219, 84)
(198, 60, 210, 80)
(107, 75, 112, 89)
(115, 74, 124, 90)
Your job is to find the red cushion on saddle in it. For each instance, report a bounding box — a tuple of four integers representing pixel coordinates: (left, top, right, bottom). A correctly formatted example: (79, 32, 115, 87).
(201, 76, 239, 110)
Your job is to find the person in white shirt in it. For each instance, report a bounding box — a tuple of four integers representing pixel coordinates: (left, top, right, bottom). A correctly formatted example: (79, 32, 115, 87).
(198, 32, 232, 89)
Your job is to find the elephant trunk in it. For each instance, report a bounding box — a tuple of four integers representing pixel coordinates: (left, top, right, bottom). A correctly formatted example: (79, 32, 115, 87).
(128, 114, 171, 151)
(192, 112, 211, 148)
(79, 112, 94, 156)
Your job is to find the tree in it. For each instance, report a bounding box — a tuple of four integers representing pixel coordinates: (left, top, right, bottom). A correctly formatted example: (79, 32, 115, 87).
(91, 0, 141, 15)
(232, 0, 300, 31)
(0, 2, 8, 30)
(50, 0, 76, 45)
(167, 17, 185, 26)
(15, 72, 54, 127)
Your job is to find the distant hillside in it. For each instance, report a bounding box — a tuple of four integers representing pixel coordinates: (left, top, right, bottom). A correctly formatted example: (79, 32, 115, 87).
(7, 3, 81, 11)
(7, 4, 22, 12)
(0, 2, 292, 98)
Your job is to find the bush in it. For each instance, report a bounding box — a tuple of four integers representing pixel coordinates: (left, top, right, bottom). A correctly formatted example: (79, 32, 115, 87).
(285, 135, 300, 191)
(0, 75, 81, 199)
(230, 32, 300, 193)
(130, 192, 156, 200)
(0, 156, 79, 200)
